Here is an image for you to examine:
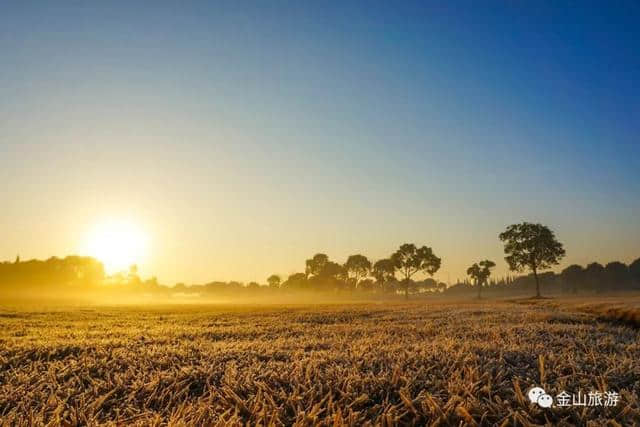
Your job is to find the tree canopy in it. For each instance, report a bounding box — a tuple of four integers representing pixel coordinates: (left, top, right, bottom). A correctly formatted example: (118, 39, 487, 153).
(499, 222, 565, 297)
(344, 255, 371, 289)
(391, 244, 441, 299)
(467, 260, 495, 299)
(371, 259, 396, 293)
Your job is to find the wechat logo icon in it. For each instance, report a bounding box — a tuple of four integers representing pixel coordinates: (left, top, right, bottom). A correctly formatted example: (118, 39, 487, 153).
(528, 386, 553, 408)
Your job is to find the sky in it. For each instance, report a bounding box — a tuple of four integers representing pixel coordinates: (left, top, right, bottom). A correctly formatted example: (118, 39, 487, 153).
(1, 1, 639, 285)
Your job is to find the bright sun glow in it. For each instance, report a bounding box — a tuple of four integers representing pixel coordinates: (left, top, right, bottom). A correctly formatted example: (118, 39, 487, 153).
(85, 219, 149, 273)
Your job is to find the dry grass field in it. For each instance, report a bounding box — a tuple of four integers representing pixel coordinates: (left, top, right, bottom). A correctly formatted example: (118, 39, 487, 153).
(1, 297, 639, 426)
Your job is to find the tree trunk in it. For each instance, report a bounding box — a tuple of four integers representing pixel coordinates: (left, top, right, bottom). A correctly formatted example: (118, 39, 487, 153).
(533, 267, 541, 298)
(477, 280, 481, 299)
(402, 275, 410, 300)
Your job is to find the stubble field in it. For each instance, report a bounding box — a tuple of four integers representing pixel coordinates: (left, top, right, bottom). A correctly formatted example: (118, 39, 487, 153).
(1, 297, 639, 426)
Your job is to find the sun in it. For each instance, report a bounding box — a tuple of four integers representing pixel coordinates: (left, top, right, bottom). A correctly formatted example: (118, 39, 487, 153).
(85, 219, 149, 273)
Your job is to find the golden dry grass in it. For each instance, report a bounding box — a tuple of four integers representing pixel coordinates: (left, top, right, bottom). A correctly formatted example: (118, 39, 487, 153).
(1, 298, 639, 426)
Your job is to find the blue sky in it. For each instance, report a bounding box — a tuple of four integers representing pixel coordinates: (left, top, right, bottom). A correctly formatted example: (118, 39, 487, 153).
(1, 1, 639, 283)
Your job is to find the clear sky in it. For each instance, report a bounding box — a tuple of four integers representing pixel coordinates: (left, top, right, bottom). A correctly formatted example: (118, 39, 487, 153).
(2, 1, 639, 285)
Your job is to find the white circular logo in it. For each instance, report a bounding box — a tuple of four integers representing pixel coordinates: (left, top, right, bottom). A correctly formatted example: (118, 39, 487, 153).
(537, 394, 553, 408)
(527, 387, 546, 403)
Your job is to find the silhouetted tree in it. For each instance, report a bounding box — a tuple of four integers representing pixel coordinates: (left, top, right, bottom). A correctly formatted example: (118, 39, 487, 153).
(305, 254, 329, 278)
(282, 272, 308, 290)
(267, 274, 281, 289)
(585, 262, 605, 293)
(320, 262, 345, 278)
(391, 244, 441, 300)
(372, 259, 396, 293)
(247, 281, 260, 290)
(629, 258, 640, 285)
(467, 260, 495, 299)
(467, 264, 482, 297)
(479, 260, 496, 297)
(304, 253, 347, 291)
(499, 222, 565, 298)
(344, 254, 371, 289)
(0, 256, 105, 296)
(560, 264, 585, 294)
(604, 261, 630, 292)
(311, 261, 346, 291)
(414, 278, 445, 294)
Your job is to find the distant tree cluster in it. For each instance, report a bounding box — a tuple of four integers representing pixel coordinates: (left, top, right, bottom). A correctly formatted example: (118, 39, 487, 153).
(0, 256, 104, 294)
(449, 258, 640, 297)
(559, 260, 640, 294)
(456, 222, 639, 298)
(1, 222, 639, 301)
(272, 243, 443, 299)
(0, 257, 162, 299)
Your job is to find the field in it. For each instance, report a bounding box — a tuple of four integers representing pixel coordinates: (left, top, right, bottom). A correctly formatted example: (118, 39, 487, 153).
(1, 297, 639, 426)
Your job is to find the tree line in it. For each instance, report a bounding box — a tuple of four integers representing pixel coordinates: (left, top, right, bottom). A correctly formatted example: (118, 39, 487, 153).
(266, 243, 441, 300)
(1, 222, 639, 300)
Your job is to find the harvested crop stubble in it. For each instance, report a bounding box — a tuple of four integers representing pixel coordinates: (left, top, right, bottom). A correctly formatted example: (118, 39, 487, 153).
(0, 301, 639, 425)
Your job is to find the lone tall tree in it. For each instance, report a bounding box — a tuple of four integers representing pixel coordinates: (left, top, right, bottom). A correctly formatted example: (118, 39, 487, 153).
(467, 260, 495, 299)
(391, 243, 441, 300)
(499, 222, 565, 298)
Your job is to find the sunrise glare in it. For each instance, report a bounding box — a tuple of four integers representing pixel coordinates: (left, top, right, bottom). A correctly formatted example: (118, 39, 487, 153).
(84, 219, 149, 273)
